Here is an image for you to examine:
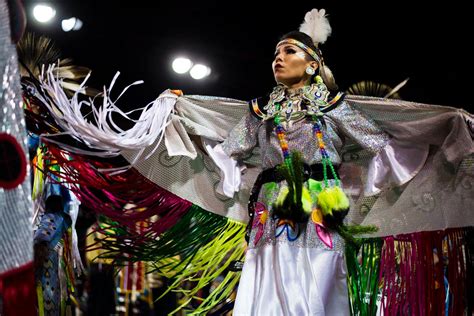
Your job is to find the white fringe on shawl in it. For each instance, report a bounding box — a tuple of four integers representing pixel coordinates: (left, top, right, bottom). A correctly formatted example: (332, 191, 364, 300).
(37, 65, 178, 171)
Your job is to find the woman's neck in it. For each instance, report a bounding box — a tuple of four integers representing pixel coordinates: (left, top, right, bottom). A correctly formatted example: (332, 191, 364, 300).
(285, 82, 312, 96)
(282, 78, 311, 92)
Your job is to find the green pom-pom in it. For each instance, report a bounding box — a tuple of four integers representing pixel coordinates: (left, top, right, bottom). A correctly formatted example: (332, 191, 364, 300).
(263, 182, 279, 200)
(308, 179, 323, 193)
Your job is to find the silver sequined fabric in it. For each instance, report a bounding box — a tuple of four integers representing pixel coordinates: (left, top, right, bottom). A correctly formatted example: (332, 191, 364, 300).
(222, 94, 390, 170)
(0, 0, 33, 274)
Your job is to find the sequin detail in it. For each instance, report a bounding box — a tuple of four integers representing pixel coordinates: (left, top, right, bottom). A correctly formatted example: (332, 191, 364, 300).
(222, 100, 389, 169)
(326, 101, 390, 155)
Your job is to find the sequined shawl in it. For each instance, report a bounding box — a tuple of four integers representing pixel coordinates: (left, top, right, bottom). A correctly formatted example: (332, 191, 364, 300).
(124, 93, 473, 237)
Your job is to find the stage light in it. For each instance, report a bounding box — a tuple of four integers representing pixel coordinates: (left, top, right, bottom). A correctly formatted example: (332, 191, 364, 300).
(172, 58, 193, 74)
(190, 64, 211, 80)
(33, 4, 56, 23)
(61, 17, 83, 32)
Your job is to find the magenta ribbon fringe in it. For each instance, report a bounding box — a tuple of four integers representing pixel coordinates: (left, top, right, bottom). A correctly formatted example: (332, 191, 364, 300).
(41, 143, 192, 237)
(376, 228, 472, 315)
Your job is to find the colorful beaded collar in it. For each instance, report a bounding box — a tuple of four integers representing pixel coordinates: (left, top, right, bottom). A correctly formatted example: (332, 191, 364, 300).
(250, 78, 343, 122)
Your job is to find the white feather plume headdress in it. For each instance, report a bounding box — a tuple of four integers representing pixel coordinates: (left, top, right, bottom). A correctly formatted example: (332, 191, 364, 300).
(299, 9, 332, 46)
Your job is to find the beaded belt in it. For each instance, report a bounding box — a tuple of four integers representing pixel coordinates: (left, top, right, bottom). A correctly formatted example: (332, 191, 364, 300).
(245, 162, 340, 242)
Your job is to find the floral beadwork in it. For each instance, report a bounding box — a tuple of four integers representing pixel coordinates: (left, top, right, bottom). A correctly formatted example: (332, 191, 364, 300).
(311, 208, 333, 249)
(252, 202, 269, 246)
(275, 218, 300, 241)
(263, 78, 330, 121)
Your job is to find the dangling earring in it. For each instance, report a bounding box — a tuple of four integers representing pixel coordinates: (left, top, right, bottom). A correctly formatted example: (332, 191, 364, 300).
(305, 67, 315, 75)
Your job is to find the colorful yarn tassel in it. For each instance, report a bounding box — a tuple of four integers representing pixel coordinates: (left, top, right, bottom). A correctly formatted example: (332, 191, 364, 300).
(312, 118, 350, 226)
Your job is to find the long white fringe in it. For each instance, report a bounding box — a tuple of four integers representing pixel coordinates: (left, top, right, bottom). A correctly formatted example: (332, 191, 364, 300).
(37, 64, 178, 169)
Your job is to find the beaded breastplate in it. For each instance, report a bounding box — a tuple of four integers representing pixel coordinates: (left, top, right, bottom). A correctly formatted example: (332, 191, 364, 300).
(249, 79, 344, 125)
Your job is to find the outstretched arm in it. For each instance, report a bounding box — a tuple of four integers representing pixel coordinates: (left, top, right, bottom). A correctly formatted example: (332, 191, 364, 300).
(327, 99, 428, 196)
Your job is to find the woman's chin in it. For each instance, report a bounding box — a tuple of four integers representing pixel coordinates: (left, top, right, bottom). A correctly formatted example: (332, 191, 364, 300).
(274, 77, 288, 86)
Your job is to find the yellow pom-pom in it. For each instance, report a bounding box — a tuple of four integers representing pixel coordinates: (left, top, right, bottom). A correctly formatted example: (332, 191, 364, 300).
(317, 187, 337, 216)
(332, 186, 350, 210)
(317, 186, 350, 216)
(275, 186, 289, 208)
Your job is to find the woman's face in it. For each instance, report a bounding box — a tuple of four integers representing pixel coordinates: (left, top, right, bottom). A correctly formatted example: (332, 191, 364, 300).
(272, 44, 317, 88)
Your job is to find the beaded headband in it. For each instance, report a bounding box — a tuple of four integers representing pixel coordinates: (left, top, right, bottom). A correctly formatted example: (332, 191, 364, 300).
(276, 39, 322, 63)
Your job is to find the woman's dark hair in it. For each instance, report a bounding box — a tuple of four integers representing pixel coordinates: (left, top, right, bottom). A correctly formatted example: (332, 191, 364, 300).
(280, 31, 318, 53)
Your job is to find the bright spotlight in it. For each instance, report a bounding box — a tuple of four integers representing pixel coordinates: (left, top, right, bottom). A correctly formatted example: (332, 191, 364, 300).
(190, 64, 211, 80)
(172, 58, 193, 74)
(33, 4, 56, 23)
(61, 17, 83, 32)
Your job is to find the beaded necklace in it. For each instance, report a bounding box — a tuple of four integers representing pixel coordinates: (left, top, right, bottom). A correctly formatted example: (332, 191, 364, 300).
(272, 77, 349, 225)
(264, 76, 330, 122)
(273, 78, 340, 188)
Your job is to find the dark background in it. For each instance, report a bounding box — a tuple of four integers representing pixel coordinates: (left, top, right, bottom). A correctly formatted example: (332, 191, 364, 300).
(24, 0, 472, 111)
